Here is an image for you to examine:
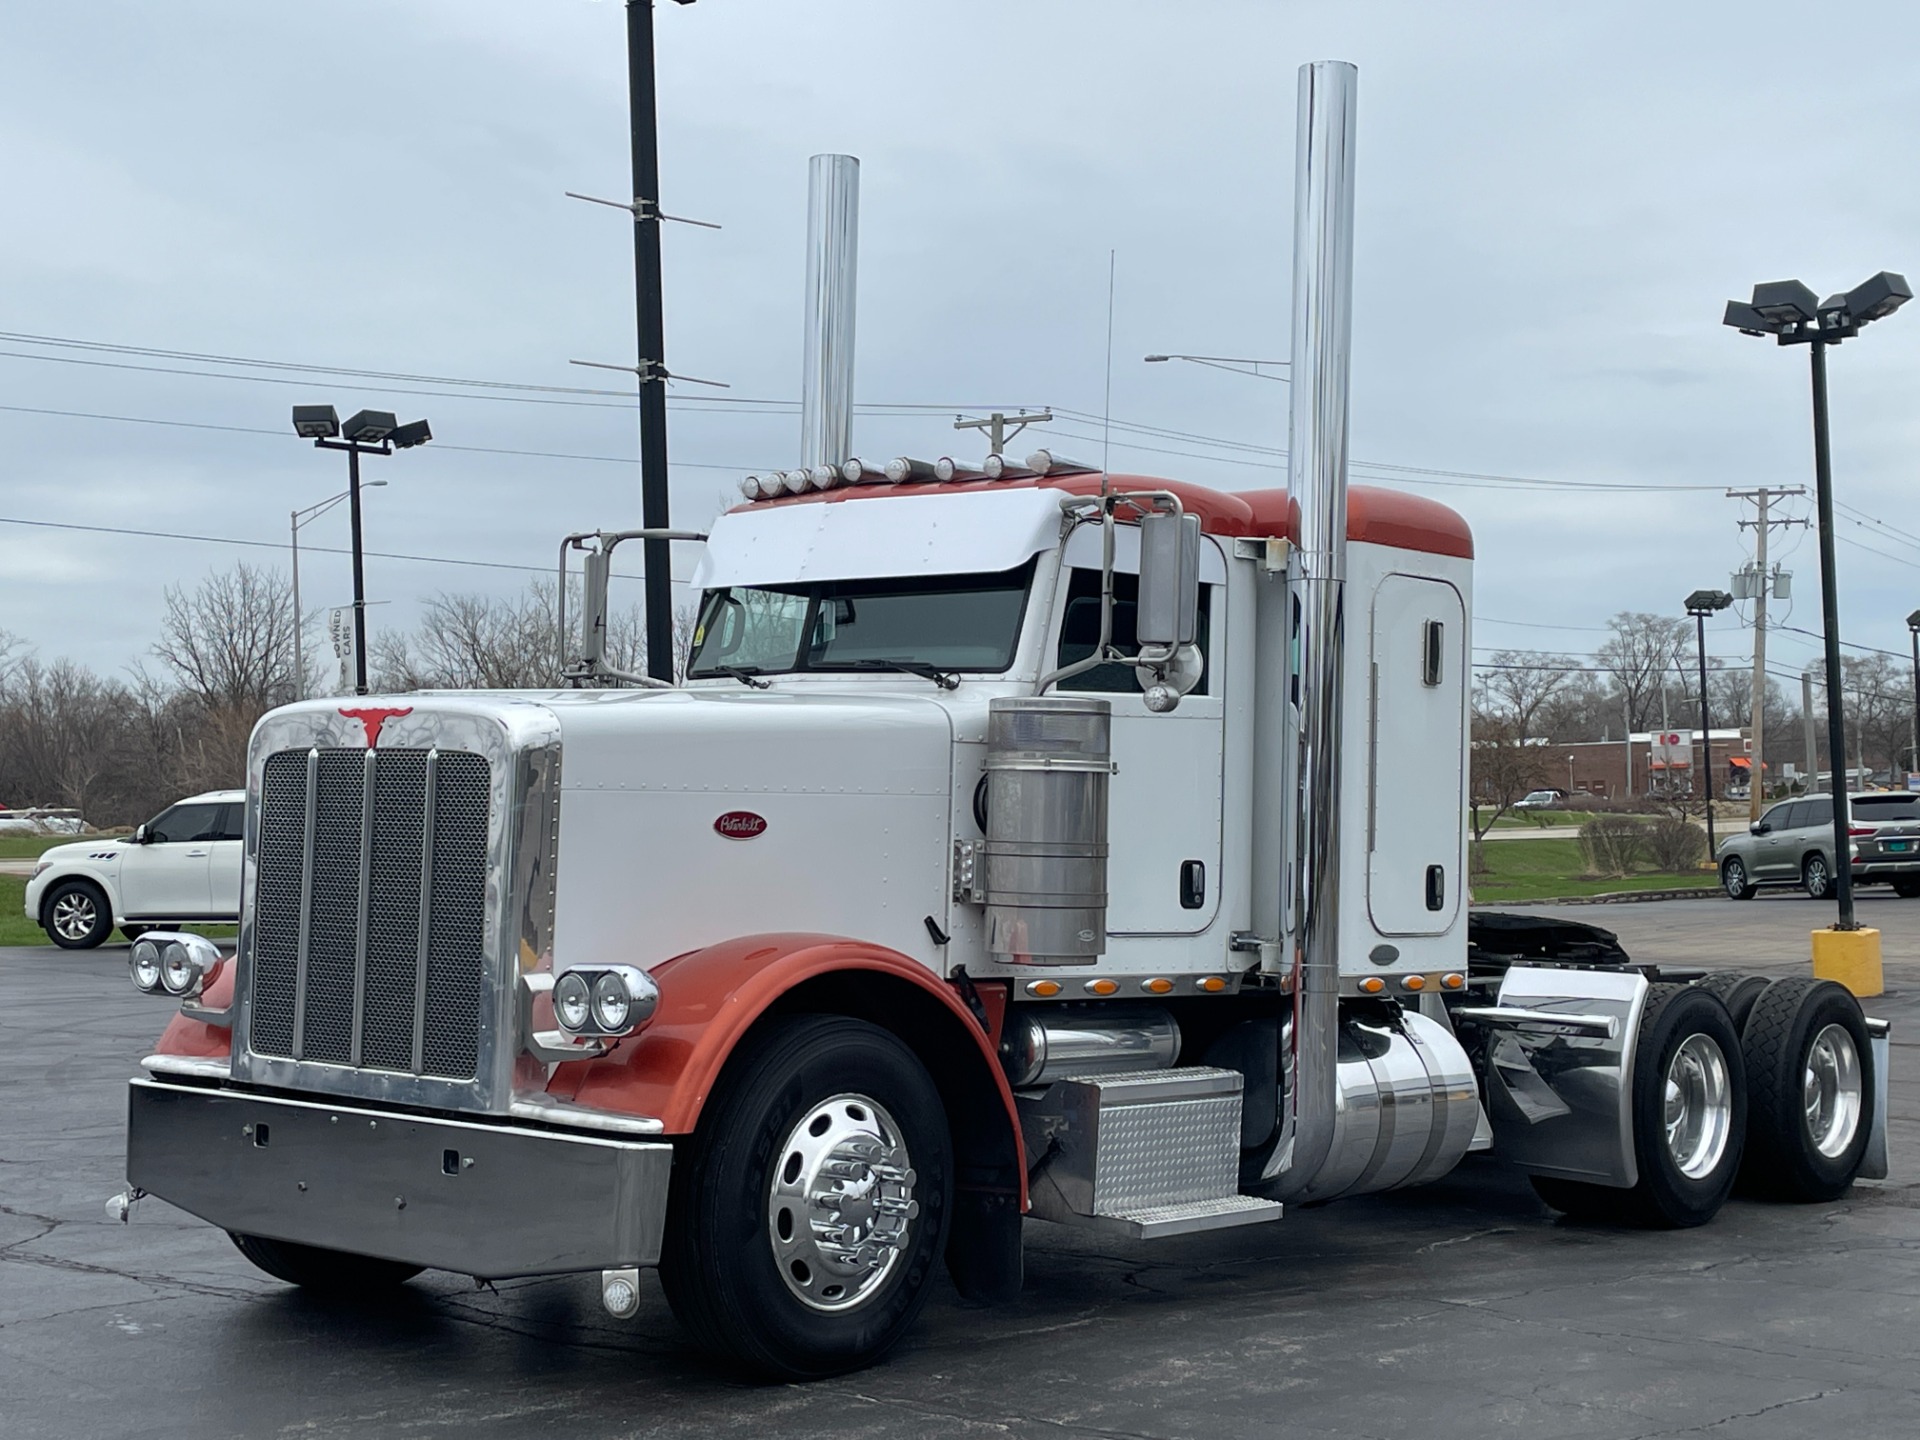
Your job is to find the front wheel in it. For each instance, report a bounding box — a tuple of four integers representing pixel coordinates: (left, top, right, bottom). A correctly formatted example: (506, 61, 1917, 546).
(1802, 854, 1833, 900)
(229, 1233, 421, 1290)
(1533, 984, 1746, 1228)
(43, 880, 112, 949)
(659, 1015, 952, 1380)
(1721, 857, 1757, 900)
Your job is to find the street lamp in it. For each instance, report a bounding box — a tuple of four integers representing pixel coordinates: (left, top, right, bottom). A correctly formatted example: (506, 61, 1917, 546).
(1907, 610, 1920, 787)
(1724, 271, 1909, 934)
(290, 482, 385, 701)
(1143, 352, 1291, 381)
(1685, 589, 1734, 861)
(291, 405, 432, 695)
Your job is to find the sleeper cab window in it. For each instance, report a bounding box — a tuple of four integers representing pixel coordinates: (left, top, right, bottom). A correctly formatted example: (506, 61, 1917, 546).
(1055, 568, 1211, 696)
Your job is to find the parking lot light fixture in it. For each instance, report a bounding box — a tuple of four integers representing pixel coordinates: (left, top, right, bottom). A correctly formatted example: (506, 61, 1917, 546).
(295, 404, 431, 696)
(1723, 272, 1909, 932)
(1685, 591, 1734, 859)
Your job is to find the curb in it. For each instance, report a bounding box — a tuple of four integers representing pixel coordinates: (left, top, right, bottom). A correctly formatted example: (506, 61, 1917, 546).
(1470, 887, 1721, 908)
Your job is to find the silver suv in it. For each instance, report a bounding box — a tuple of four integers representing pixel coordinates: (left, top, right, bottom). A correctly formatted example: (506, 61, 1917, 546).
(1717, 791, 1920, 900)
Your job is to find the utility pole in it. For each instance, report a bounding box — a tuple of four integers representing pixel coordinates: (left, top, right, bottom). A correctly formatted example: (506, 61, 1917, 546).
(954, 409, 1052, 457)
(628, 0, 675, 682)
(1728, 486, 1807, 819)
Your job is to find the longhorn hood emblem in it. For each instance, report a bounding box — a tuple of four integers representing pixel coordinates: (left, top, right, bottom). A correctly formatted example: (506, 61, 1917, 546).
(339, 706, 413, 747)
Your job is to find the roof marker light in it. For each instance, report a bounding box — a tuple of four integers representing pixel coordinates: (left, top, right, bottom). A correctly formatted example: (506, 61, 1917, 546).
(886, 457, 937, 483)
(934, 456, 987, 482)
(809, 465, 842, 490)
(780, 469, 810, 496)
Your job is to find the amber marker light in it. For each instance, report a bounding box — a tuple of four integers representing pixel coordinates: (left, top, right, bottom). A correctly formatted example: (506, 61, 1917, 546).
(1085, 978, 1120, 996)
(1196, 976, 1228, 993)
(1401, 975, 1427, 992)
(1441, 973, 1466, 990)
(1359, 977, 1387, 995)
(1141, 978, 1174, 995)
(1026, 980, 1062, 998)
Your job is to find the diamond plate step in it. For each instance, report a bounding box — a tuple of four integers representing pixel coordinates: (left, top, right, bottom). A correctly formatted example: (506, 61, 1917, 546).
(1068, 1193, 1285, 1241)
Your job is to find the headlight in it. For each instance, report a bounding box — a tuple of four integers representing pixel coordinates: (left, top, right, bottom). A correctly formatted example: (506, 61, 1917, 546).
(592, 971, 632, 1032)
(554, 971, 593, 1033)
(160, 942, 197, 995)
(129, 940, 164, 993)
(551, 965, 659, 1037)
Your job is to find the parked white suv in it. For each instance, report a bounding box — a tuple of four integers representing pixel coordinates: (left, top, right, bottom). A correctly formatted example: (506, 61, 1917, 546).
(23, 790, 244, 949)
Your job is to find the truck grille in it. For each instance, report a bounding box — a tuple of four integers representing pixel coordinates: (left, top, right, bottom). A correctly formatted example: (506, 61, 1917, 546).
(247, 747, 492, 1079)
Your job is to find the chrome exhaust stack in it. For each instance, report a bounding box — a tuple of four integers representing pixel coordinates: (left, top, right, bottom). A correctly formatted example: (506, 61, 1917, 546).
(1267, 59, 1358, 1203)
(799, 153, 859, 470)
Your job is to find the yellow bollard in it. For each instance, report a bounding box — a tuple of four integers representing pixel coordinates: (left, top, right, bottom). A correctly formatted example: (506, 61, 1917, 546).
(1811, 927, 1884, 998)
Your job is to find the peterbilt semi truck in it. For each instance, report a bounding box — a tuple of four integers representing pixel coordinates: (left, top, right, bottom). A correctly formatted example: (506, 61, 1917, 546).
(116, 62, 1888, 1380)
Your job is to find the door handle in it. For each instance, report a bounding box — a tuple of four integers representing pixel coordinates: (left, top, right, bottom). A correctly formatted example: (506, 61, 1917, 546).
(186, 849, 210, 857)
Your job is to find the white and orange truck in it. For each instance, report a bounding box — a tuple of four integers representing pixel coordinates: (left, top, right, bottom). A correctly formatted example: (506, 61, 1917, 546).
(114, 62, 1887, 1379)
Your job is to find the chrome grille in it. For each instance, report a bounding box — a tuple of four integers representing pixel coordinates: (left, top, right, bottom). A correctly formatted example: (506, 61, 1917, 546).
(248, 746, 492, 1080)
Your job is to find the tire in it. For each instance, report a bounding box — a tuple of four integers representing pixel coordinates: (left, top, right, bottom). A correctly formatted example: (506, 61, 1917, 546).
(1531, 984, 1746, 1228)
(1893, 877, 1920, 899)
(1802, 853, 1833, 900)
(42, 879, 112, 949)
(1720, 857, 1757, 900)
(1694, 971, 1771, 1034)
(1739, 977, 1873, 1202)
(229, 1233, 421, 1290)
(658, 1015, 953, 1380)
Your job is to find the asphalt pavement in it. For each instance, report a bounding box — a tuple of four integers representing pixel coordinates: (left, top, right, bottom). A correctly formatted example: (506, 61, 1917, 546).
(3, 892, 1918, 1439)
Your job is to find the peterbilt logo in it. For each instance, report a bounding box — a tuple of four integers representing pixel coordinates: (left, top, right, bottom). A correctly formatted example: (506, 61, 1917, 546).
(339, 706, 413, 747)
(714, 811, 768, 840)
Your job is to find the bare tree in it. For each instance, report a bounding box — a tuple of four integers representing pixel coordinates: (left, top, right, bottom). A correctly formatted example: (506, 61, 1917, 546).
(152, 562, 298, 711)
(1468, 712, 1550, 866)
(1477, 650, 1578, 741)
(1596, 611, 1692, 732)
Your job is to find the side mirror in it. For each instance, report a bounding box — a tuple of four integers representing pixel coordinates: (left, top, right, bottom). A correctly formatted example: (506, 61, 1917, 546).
(131, 824, 149, 845)
(1750, 821, 1768, 835)
(1137, 511, 1200, 648)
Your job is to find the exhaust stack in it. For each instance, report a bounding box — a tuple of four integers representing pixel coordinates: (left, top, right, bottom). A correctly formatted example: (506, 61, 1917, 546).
(1270, 59, 1358, 1202)
(800, 153, 860, 469)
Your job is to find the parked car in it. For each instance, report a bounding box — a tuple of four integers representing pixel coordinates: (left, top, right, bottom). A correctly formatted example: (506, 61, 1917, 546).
(23, 790, 244, 948)
(1715, 791, 1920, 900)
(1513, 788, 1569, 809)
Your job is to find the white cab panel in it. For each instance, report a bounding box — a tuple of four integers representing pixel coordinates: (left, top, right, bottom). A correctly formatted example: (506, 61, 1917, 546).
(548, 689, 954, 973)
(1366, 574, 1466, 936)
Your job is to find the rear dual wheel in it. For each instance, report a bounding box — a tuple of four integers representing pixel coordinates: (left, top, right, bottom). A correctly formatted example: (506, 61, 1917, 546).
(1532, 984, 1746, 1228)
(1739, 977, 1872, 1202)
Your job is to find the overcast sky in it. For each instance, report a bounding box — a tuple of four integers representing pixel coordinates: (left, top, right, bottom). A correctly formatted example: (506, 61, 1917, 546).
(5, 0, 1918, 698)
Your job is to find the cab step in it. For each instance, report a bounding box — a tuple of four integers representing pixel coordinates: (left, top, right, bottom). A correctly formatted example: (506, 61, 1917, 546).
(1017, 1066, 1283, 1238)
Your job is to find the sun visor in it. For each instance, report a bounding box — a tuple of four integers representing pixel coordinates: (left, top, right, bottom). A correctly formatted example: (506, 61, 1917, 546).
(691, 488, 1070, 589)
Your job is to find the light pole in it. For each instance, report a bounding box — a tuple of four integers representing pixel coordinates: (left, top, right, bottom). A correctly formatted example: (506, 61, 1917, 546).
(291, 483, 385, 700)
(1144, 352, 1291, 381)
(292, 406, 431, 696)
(1725, 270, 1910, 934)
(1907, 610, 1920, 786)
(1686, 589, 1733, 861)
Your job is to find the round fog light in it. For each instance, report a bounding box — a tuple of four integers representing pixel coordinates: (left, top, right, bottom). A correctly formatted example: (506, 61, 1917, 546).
(130, 940, 163, 992)
(591, 971, 632, 1033)
(554, 971, 592, 1033)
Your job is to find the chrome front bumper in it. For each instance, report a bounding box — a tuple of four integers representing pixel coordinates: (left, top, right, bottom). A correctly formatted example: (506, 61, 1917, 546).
(127, 1078, 673, 1279)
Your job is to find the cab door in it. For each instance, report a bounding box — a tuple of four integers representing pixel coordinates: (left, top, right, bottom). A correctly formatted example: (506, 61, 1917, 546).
(120, 801, 218, 918)
(1367, 574, 1466, 936)
(1052, 529, 1226, 935)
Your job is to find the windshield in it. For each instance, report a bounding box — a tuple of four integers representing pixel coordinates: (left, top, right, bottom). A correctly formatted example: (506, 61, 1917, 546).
(686, 561, 1035, 680)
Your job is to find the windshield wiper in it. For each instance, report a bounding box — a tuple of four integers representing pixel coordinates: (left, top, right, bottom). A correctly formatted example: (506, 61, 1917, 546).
(834, 658, 960, 691)
(704, 664, 771, 689)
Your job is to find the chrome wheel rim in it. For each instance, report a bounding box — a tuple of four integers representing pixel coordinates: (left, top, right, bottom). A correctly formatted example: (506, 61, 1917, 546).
(767, 1092, 918, 1313)
(51, 892, 96, 941)
(1664, 1034, 1734, 1180)
(1806, 858, 1829, 896)
(1724, 861, 1745, 897)
(1803, 1023, 1863, 1160)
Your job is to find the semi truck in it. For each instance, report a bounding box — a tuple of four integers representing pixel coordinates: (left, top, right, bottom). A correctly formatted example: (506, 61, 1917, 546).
(114, 62, 1888, 1380)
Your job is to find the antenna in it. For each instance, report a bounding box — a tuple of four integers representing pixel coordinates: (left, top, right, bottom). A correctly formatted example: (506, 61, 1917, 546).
(1101, 249, 1116, 497)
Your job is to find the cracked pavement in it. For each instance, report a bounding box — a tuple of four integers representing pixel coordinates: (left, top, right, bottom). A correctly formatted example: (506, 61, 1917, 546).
(2, 891, 1918, 1438)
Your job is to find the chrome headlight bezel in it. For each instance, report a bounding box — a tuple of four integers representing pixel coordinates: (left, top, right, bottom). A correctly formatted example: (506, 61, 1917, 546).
(554, 965, 659, 1038)
(130, 931, 223, 999)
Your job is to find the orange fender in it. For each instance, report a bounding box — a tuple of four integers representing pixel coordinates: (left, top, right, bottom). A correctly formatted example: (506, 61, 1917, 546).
(151, 960, 234, 1059)
(545, 933, 1024, 1184)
